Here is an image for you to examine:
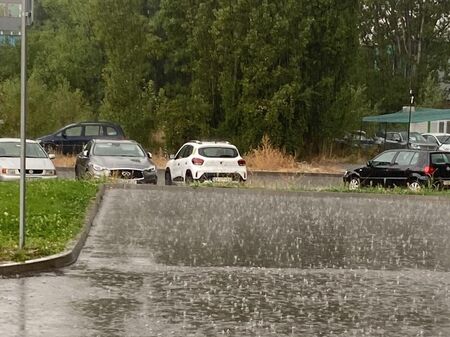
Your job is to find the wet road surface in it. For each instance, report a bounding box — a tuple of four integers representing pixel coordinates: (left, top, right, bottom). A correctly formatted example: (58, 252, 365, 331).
(1, 186, 450, 336)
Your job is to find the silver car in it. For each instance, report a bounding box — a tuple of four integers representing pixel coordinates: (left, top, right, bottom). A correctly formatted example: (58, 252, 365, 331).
(0, 138, 57, 181)
(75, 139, 157, 184)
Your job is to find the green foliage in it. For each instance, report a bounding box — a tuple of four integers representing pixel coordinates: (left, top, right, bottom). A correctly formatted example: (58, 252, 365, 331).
(0, 180, 98, 262)
(418, 72, 446, 107)
(0, 0, 448, 156)
(0, 76, 91, 138)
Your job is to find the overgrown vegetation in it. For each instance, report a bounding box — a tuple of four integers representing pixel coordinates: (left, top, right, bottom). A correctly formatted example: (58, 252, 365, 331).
(0, 180, 98, 262)
(0, 0, 449, 157)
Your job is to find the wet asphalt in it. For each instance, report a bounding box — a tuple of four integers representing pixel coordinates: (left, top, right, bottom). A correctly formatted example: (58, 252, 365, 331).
(1, 186, 450, 336)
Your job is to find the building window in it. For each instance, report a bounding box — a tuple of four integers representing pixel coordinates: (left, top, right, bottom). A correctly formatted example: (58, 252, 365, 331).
(439, 121, 445, 133)
(447, 121, 450, 133)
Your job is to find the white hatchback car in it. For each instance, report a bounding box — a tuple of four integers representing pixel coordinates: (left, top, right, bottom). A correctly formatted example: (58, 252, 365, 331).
(164, 140, 247, 185)
(0, 138, 57, 181)
(422, 133, 450, 151)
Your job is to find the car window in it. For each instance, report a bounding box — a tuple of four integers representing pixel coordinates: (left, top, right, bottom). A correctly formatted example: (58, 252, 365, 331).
(85, 125, 101, 137)
(395, 151, 416, 165)
(64, 126, 82, 137)
(175, 145, 188, 160)
(423, 135, 438, 144)
(386, 133, 401, 141)
(92, 142, 145, 157)
(84, 141, 93, 155)
(182, 145, 194, 158)
(410, 152, 419, 165)
(437, 135, 450, 144)
(199, 147, 238, 158)
(373, 151, 396, 165)
(106, 126, 118, 136)
(431, 153, 450, 165)
(0, 142, 47, 158)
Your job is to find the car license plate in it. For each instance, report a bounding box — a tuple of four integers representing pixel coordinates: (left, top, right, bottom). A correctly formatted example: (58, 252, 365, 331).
(443, 180, 450, 186)
(212, 177, 232, 183)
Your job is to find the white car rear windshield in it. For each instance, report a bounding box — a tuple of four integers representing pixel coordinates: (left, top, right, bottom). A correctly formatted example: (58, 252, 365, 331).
(198, 147, 238, 158)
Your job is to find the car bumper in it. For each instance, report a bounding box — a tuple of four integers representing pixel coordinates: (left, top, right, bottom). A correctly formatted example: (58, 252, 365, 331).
(90, 169, 158, 184)
(0, 174, 58, 181)
(192, 168, 247, 181)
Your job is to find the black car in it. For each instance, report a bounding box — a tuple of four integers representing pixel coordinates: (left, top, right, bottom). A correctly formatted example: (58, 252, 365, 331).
(37, 121, 125, 155)
(343, 149, 450, 191)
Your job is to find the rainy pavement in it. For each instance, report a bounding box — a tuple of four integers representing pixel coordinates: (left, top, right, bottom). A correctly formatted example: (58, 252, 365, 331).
(1, 186, 450, 336)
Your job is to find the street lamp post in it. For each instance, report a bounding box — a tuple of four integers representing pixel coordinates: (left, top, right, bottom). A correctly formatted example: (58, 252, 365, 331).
(19, 0, 28, 249)
(406, 90, 414, 149)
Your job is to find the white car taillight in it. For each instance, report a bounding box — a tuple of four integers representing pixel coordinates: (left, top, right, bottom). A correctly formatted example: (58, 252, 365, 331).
(192, 158, 204, 165)
(238, 159, 246, 166)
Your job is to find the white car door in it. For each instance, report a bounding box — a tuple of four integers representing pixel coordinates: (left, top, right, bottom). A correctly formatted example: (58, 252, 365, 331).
(171, 145, 191, 180)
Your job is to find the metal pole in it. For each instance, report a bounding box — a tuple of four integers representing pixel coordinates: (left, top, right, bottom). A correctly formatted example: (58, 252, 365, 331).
(19, 0, 27, 249)
(406, 89, 414, 149)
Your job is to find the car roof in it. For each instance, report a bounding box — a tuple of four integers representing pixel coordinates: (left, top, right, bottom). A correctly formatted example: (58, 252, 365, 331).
(0, 138, 38, 143)
(91, 139, 136, 144)
(422, 133, 450, 136)
(186, 140, 235, 146)
(56, 121, 123, 131)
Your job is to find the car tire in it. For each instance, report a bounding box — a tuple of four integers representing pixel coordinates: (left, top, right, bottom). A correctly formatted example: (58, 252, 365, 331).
(165, 170, 172, 186)
(185, 171, 193, 185)
(348, 176, 360, 190)
(407, 179, 422, 191)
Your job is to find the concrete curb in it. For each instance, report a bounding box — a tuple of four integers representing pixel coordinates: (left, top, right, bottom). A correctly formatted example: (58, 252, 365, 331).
(55, 166, 344, 178)
(0, 185, 106, 276)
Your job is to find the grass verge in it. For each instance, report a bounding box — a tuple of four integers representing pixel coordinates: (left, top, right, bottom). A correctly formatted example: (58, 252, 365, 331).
(0, 180, 98, 262)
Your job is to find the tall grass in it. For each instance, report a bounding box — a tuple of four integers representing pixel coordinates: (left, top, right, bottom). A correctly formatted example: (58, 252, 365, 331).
(51, 137, 346, 173)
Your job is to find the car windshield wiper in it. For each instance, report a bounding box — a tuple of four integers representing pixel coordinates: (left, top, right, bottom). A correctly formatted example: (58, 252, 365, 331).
(0, 155, 17, 158)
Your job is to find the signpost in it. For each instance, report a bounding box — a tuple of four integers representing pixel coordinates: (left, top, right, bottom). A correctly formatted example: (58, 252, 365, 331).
(0, 0, 33, 249)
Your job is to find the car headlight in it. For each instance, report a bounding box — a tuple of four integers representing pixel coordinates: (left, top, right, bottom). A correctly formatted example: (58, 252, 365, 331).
(410, 143, 420, 149)
(90, 163, 107, 171)
(43, 169, 56, 176)
(144, 166, 156, 173)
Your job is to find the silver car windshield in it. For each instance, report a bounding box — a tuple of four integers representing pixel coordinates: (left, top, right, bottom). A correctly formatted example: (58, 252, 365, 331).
(0, 142, 48, 158)
(92, 143, 146, 157)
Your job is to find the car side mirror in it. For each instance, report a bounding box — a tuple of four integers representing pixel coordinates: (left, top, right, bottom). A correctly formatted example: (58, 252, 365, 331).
(147, 152, 152, 159)
(82, 150, 88, 157)
(367, 160, 373, 167)
(48, 153, 56, 160)
(169, 154, 175, 160)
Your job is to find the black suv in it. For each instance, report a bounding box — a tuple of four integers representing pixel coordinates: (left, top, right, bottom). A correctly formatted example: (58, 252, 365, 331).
(343, 149, 450, 190)
(37, 121, 125, 155)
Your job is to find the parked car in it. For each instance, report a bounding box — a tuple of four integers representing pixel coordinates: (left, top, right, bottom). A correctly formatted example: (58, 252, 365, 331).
(382, 131, 437, 151)
(165, 140, 247, 185)
(422, 133, 450, 151)
(75, 139, 157, 184)
(334, 130, 377, 149)
(343, 149, 450, 191)
(0, 138, 57, 181)
(37, 121, 125, 155)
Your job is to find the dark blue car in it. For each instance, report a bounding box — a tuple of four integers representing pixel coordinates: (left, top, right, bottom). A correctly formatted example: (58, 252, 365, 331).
(37, 121, 125, 155)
